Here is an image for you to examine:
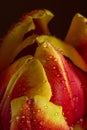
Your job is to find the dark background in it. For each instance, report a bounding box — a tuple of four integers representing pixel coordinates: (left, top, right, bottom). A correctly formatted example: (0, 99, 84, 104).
(0, 0, 87, 39)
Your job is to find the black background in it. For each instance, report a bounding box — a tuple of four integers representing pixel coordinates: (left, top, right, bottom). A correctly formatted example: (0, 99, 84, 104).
(0, 0, 87, 39)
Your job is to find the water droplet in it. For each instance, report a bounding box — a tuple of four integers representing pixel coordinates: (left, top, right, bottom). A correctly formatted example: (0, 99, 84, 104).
(37, 109, 40, 113)
(42, 80, 47, 83)
(33, 119, 37, 122)
(22, 115, 25, 119)
(43, 43, 48, 48)
(26, 120, 30, 125)
(52, 66, 56, 70)
(55, 112, 58, 116)
(8, 95, 10, 98)
(61, 79, 65, 84)
(54, 58, 57, 62)
(76, 118, 83, 124)
(73, 97, 75, 101)
(56, 74, 60, 77)
(75, 108, 77, 112)
(16, 116, 19, 120)
(44, 105, 48, 109)
(63, 115, 67, 122)
(49, 55, 53, 59)
(39, 121, 43, 125)
(39, 120, 45, 129)
(62, 112, 64, 116)
(73, 96, 79, 102)
(27, 99, 31, 105)
(79, 118, 83, 122)
(32, 111, 36, 114)
(76, 97, 79, 102)
(69, 126, 73, 130)
(76, 120, 80, 124)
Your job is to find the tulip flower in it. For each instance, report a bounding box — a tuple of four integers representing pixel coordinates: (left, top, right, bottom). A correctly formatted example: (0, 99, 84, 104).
(0, 9, 87, 130)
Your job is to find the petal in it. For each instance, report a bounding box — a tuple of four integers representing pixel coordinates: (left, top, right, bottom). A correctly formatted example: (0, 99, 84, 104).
(10, 95, 69, 130)
(35, 41, 85, 125)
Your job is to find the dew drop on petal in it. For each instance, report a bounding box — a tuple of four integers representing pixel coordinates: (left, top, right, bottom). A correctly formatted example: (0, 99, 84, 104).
(8, 95, 10, 98)
(43, 43, 48, 48)
(55, 112, 59, 116)
(75, 97, 79, 102)
(33, 119, 37, 122)
(22, 115, 25, 119)
(49, 55, 53, 59)
(16, 116, 19, 120)
(32, 111, 36, 114)
(39, 120, 45, 129)
(69, 126, 73, 130)
(54, 58, 57, 62)
(42, 80, 47, 83)
(39, 121, 43, 125)
(56, 74, 60, 77)
(53, 66, 56, 70)
(79, 118, 83, 122)
(73, 96, 79, 102)
(61, 79, 65, 84)
(44, 105, 48, 109)
(72, 97, 75, 101)
(37, 109, 40, 113)
(75, 108, 78, 112)
(26, 120, 30, 125)
(77, 118, 83, 124)
(62, 112, 64, 116)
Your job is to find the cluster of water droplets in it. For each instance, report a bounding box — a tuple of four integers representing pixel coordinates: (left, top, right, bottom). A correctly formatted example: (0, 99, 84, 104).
(76, 118, 84, 124)
(46, 55, 60, 76)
